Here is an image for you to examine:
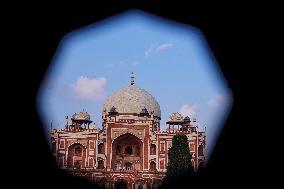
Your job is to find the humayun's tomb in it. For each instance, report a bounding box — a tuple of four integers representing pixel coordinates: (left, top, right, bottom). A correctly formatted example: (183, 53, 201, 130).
(51, 73, 206, 189)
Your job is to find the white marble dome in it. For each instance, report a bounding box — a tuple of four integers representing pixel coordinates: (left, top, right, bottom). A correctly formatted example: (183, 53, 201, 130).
(103, 85, 161, 118)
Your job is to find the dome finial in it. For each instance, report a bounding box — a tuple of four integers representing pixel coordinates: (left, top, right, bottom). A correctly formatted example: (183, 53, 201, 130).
(131, 72, 135, 85)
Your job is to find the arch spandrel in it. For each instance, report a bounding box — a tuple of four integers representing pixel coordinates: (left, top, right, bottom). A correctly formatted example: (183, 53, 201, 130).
(67, 141, 88, 149)
(111, 129, 144, 142)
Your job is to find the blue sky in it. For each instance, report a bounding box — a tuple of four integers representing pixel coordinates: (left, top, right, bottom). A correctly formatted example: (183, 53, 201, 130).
(37, 10, 233, 160)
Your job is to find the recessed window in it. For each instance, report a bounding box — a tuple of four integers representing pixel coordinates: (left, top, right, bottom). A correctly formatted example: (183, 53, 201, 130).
(161, 143, 165, 152)
(97, 160, 104, 169)
(150, 161, 156, 171)
(59, 140, 65, 149)
(150, 144, 156, 155)
(75, 146, 82, 156)
(125, 146, 133, 155)
(125, 162, 132, 170)
(74, 160, 81, 169)
(98, 143, 104, 154)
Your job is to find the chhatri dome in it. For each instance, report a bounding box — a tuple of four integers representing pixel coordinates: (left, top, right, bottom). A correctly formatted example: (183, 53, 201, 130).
(71, 110, 91, 121)
(103, 72, 161, 118)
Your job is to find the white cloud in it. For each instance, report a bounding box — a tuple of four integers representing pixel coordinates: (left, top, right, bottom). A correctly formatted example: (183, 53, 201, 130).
(71, 76, 107, 101)
(144, 42, 173, 58)
(179, 104, 197, 117)
(144, 45, 154, 57)
(207, 93, 232, 108)
(156, 43, 173, 52)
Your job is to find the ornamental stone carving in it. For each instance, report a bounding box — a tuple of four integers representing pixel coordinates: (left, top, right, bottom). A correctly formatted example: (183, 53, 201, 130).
(169, 112, 184, 122)
(72, 111, 91, 121)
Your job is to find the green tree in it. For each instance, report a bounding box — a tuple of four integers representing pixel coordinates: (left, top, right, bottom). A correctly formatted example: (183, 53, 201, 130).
(166, 134, 193, 177)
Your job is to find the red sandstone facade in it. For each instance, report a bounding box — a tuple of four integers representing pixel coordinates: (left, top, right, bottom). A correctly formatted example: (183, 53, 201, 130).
(51, 76, 206, 189)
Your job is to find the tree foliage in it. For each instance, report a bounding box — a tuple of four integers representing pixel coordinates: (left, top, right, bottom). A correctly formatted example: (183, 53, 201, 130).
(166, 134, 193, 177)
